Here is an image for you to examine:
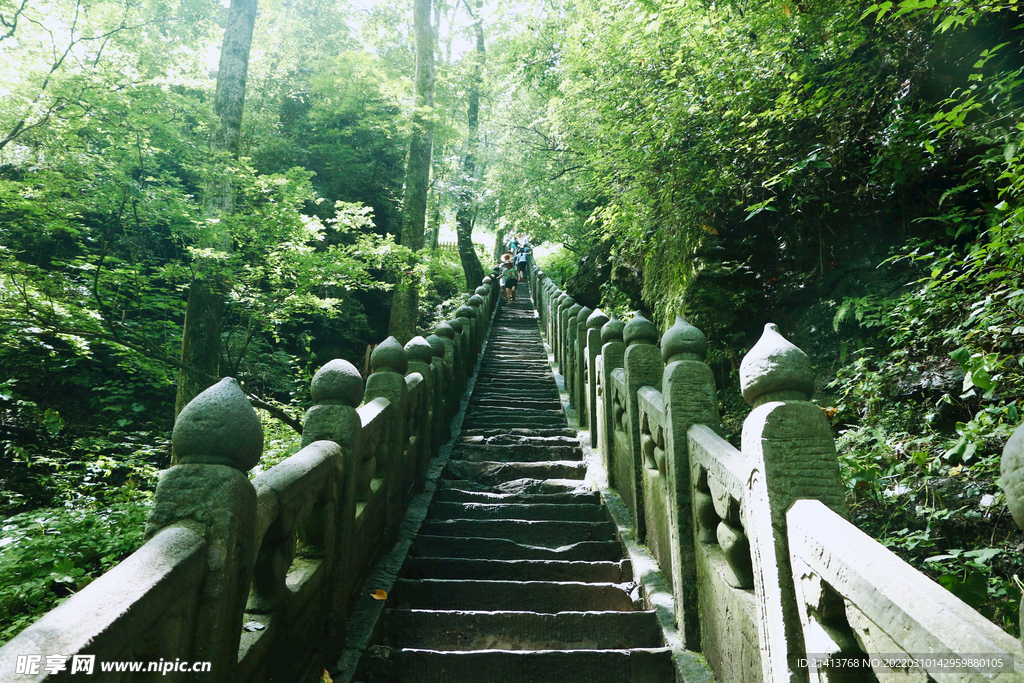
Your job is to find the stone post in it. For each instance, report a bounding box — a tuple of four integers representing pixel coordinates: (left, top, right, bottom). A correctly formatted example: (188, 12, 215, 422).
(426, 333, 449, 448)
(660, 317, 719, 650)
(434, 321, 461, 397)
(146, 378, 262, 683)
(599, 314, 625, 479)
(363, 337, 409, 539)
(406, 336, 435, 485)
(468, 295, 486, 349)
(474, 286, 490, 322)
(1001, 423, 1024, 643)
(448, 317, 469, 393)
(585, 308, 609, 441)
(621, 312, 662, 539)
(456, 304, 478, 360)
(564, 302, 583, 410)
(301, 360, 363, 630)
(740, 323, 848, 683)
(573, 306, 593, 416)
(557, 295, 573, 370)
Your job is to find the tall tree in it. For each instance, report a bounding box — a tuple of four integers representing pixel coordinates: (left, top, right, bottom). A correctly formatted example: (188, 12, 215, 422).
(175, 0, 259, 415)
(454, 0, 485, 289)
(388, 0, 435, 343)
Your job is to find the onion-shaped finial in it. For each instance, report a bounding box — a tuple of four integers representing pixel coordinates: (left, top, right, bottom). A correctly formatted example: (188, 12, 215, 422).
(662, 316, 708, 363)
(371, 336, 409, 375)
(172, 378, 263, 471)
(739, 323, 814, 406)
(601, 312, 626, 344)
(310, 359, 364, 407)
(623, 311, 658, 346)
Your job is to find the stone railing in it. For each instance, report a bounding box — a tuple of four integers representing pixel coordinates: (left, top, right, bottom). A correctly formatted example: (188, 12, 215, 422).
(530, 263, 1024, 683)
(0, 276, 500, 683)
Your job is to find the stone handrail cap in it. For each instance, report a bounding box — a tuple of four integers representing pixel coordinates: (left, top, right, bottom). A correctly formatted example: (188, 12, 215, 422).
(474, 286, 488, 296)
(623, 311, 658, 346)
(172, 377, 263, 471)
(1001, 424, 1024, 529)
(425, 334, 446, 357)
(468, 294, 485, 307)
(405, 336, 434, 364)
(310, 359, 364, 406)
(587, 308, 610, 329)
(371, 336, 409, 375)
(435, 321, 456, 339)
(740, 323, 814, 406)
(456, 305, 477, 318)
(448, 317, 464, 333)
(662, 315, 708, 362)
(601, 312, 626, 343)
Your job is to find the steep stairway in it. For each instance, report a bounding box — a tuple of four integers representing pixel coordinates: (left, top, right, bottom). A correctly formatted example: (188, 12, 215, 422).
(382, 281, 676, 682)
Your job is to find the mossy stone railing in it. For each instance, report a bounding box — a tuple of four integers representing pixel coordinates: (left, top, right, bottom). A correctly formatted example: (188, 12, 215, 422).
(0, 277, 499, 683)
(531, 263, 1024, 683)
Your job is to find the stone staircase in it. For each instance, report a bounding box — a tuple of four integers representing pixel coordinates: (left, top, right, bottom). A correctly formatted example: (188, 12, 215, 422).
(381, 282, 676, 682)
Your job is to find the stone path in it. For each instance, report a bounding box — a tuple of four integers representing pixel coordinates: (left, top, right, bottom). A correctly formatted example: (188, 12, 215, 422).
(382, 281, 675, 682)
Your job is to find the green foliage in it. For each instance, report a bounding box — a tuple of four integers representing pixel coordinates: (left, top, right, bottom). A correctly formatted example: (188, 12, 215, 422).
(0, 497, 153, 646)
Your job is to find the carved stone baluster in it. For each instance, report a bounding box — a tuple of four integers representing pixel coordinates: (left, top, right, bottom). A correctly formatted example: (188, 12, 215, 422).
(622, 311, 661, 538)
(145, 378, 261, 682)
(740, 323, 848, 683)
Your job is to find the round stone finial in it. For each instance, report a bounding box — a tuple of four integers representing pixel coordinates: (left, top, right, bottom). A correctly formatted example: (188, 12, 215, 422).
(435, 321, 455, 339)
(468, 294, 485, 307)
(623, 311, 658, 346)
(475, 286, 488, 296)
(662, 316, 708, 363)
(371, 336, 409, 375)
(576, 306, 593, 324)
(587, 308, 610, 330)
(448, 317, 464, 333)
(559, 296, 574, 311)
(405, 336, 434, 364)
(602, 312, 626, 343)
(1001, 425, 1024, 529)
(172, 377, 263, 471)
(567, 303, 583, 319)
(456, 305, 477, 319)
(425, 334, 446, 357)
(310, 359, 364, 406)
(739, 323, 814, 406)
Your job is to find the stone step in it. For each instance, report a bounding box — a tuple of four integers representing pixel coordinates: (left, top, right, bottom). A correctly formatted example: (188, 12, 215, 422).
(428, 502, 607, 522)
(461, 427, 577, 438)
(390, 579, 636, 612)
(410, 535, 624, 561)
(401, 558, 630, 583)
(445, 461, 587, 484)
(432, 488, 601, 506)
(390, 647, 675, 682)
(419, 518, 617, 547)
(450, 445, 583, 462)
(459, 434, 580, 448)
(384, 610, 661, 651)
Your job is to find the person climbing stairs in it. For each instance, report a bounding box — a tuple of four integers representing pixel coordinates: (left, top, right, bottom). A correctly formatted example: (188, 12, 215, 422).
(380, 280, 677, 682)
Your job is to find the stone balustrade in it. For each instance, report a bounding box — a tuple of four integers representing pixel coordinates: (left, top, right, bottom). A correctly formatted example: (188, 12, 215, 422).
(0, 278, 498, 683)
(531, 261, 1024, 683)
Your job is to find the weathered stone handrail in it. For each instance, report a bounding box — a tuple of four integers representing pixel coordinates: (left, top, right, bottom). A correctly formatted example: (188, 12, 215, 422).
(530, 261, 1024, 683)
(0, 277, 498, 683)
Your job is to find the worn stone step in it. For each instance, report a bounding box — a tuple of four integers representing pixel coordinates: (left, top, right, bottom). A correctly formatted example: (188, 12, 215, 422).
(440, 478, 593, 496)
(419, 519, 617, 546)
(450, 445, 582, 462)
(410, 535, 624, 561)
(460, 434, 580, 448)
(390, 647, 675, 682)
(461, 427, 577, 438)
(390, 579, 636, 612)
(428, 502, 607, 522)
(445, 460, 587, 484)
(432, 488, 601, 506)
(401, 558, 630, 583)
(384, 610, 661, 651)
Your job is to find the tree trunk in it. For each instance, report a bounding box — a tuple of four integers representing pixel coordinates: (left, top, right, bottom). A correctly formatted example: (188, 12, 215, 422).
(388, 0, 435, 343)
(176, 0, 258, 417)
(455, 0, 485, 291)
